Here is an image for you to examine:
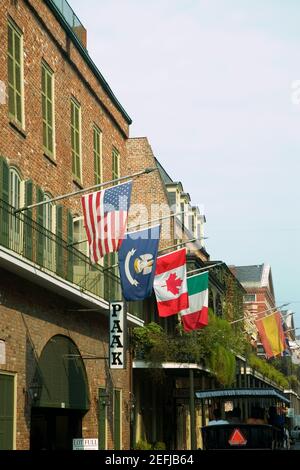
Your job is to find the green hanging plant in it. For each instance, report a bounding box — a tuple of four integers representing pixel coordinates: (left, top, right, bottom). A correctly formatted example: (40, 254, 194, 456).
(131, 322, 169, 364)
(131, 310, 247, 388)
(248, 353, 289, 389)
(207, 344, 236, 386)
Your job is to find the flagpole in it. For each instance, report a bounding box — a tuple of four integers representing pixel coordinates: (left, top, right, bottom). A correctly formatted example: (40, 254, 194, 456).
(187, 262, 224, 276)
(158, 238, 197, 254)
(102, 238, 199, 272)
(230, 303, 290, 325)
(14, 167, 157, 214)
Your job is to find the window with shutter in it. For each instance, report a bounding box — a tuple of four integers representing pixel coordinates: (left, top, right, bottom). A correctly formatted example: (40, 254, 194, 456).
(98, 388, 107, 450)
(23, 180, 33, 260)
(104, 252, 120, 301)
(94, 126, 102, 184)
(8, 20, 24, 127)
(42, 62, 55, 158)
(43, 193, 55, 271)
(9, 168, 23, 253)
(66, 210, 74, 282)
(113, 389, 122, 450)
(0, 374, 15, 450)
(167, 191, 177, 209)
(36, 186, 45, 266)
(56, 205, 64, 277)
(71, 99, 82, 181)
(0, 157, 10, 248)
(112, 148, 120, 184)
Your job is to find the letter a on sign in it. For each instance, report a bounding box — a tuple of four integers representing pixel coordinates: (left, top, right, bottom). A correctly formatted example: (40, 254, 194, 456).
(109, 302, 125, 369)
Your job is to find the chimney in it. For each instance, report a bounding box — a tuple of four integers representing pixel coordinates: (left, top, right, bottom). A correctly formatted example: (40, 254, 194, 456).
(72, 25, 87, 49)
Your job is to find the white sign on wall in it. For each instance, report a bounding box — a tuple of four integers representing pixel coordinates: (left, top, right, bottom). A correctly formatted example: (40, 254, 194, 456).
(0, 340, 6, 365)
(110, 302, 125, 369)
(72, 438, 98, 450)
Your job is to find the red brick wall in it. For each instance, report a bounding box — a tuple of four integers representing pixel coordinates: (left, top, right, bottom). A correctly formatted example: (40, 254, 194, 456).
(243, 286, 276, 320)
(0, 268, 131, 449)
(127, 137, 208, 262)
(0, 0, 132, 449)
(126, 137, 176, 250)
(0, 0, 129, 219)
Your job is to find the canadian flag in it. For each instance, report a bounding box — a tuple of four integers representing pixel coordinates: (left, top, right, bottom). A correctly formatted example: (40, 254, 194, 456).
(153, 248, 189, 317)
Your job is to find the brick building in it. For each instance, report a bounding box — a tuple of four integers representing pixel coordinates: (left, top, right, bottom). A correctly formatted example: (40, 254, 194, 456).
(0, 0, 144, 450)
(229, 263, 276, 356)
(0, 0, 287, 452)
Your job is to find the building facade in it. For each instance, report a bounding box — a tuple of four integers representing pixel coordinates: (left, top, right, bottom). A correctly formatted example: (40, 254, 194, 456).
(0, 0, 143, 450)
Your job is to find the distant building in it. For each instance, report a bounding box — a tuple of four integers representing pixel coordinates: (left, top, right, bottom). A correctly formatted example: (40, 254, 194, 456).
(230, 264, 276, 357)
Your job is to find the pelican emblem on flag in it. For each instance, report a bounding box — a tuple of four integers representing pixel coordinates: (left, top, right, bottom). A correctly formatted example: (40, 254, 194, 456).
(118, 225, 161, 301)
(125, 249, 154, 286)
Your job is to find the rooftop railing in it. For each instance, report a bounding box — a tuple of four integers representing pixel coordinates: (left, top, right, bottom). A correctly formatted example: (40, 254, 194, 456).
(51, 0, 83, 29)
(0, 199, 143, 319)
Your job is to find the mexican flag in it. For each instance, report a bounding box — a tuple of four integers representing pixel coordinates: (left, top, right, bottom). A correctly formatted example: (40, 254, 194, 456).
(181, 272, 209, 332)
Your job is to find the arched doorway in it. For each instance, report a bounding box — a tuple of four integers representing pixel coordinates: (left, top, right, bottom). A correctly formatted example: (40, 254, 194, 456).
(30, 335, 90, 450)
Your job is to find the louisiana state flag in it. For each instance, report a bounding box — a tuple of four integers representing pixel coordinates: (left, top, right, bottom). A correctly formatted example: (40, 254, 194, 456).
(255, 312, 286, 359)
(118, 225, 160, 301)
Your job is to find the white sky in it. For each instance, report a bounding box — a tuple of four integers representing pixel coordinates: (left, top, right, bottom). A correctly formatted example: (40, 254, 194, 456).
(70, 0, 300, 327)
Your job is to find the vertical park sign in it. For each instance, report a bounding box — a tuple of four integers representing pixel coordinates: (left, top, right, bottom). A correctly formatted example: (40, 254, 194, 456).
(109, 302, 125, 369)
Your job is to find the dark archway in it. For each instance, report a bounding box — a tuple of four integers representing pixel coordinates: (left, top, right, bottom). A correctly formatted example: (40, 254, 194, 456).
(30, 335, 90, 450)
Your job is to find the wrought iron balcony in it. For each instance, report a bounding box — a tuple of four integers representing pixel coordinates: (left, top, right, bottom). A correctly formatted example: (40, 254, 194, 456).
(0, 199, 143, 319)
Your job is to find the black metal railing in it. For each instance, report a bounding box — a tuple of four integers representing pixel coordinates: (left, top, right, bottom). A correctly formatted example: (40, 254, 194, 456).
(0, 200, 143, 319)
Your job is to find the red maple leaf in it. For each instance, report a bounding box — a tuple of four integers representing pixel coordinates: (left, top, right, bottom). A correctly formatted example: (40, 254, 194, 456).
(166, 273, 183, 295)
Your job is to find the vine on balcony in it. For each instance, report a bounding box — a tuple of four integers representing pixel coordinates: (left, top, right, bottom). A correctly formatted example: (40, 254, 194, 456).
(248, 354, 289, 389)
(132, 310, 247, 387)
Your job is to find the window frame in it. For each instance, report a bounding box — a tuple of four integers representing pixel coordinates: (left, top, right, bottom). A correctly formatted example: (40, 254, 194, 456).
(7, 18, 25, 128)
(112, 147, 120, 184)
(9, 167, 24, 254)
(113, 388, 122, 450)
(73, 216, 89, 259)
(244, 294, 256, 303)
(43, 192, 56, 271)
(93, 125, 103, 185)
(42, 61, 55, 159)
(71, 98, 82, 182)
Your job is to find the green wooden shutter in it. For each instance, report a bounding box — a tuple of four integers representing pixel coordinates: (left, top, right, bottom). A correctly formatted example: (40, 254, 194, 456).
(0, 156, 10, 248)
(98, 388, 107, 450)
(0, 374, 14, 450)
(114, 389, 121, 450)
(56, 205, 64, 277)
(24, 180, 33, 260)
(66, 210, 73, 282)
(36, 186, 44, 266)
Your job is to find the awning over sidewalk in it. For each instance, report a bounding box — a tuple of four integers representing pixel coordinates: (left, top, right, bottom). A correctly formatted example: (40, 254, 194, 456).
(195, 388, 290, 404)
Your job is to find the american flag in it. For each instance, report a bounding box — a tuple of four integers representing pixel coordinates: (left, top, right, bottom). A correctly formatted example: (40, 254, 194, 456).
(81, 181, 132, 263)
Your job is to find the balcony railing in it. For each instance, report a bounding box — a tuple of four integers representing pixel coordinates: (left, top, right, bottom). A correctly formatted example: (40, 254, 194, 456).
(0, 200, 143, 318)
(51, 0, 83, 29)
(50, 0, 87, 47)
